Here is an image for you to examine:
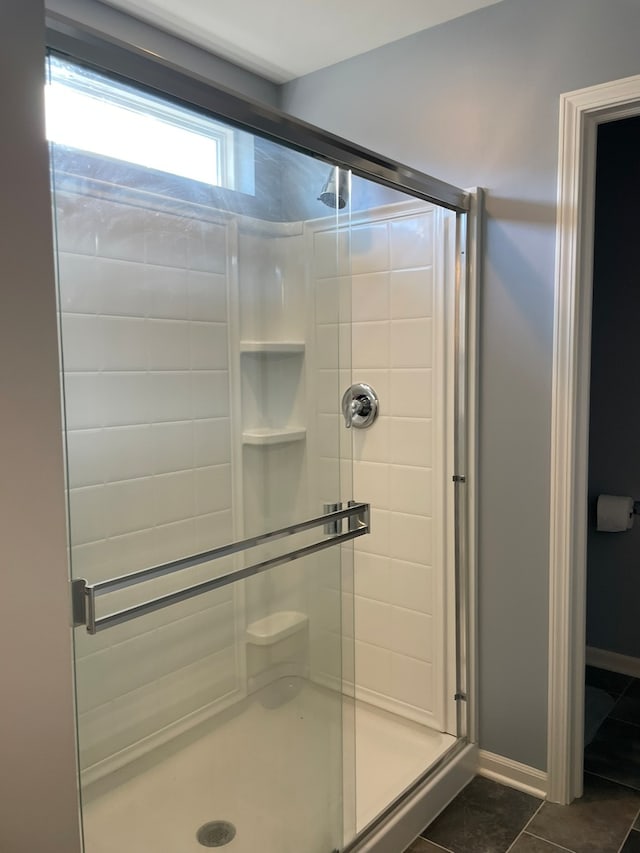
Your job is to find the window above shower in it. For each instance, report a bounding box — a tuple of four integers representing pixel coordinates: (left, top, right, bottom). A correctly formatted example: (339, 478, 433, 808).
(45, 55, 256, 200)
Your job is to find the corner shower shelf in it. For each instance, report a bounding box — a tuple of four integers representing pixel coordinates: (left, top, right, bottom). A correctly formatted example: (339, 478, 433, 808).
(240, 341, 305, 354)
(242, 427, 306, 446)
(246, 611, 309, 646)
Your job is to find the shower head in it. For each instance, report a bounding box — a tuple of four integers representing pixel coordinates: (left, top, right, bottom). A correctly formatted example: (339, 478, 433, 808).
(318, 168, 349, 210)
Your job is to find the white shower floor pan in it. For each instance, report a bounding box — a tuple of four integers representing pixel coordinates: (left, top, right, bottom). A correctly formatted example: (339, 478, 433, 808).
(354, 701, 456, 830)
(81, 680, 455, 853)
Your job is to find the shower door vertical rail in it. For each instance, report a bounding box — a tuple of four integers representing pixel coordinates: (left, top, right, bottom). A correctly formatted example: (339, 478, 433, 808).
(454, 192, 480, 749)
(453, 209, 470, 741)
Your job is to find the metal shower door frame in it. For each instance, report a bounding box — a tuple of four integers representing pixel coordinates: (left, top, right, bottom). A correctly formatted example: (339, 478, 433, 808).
(46, 20, 470, 215)
(46, 12, 477, 847)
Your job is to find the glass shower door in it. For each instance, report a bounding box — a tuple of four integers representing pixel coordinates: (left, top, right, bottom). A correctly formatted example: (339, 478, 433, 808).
(49, 54, 357, 853)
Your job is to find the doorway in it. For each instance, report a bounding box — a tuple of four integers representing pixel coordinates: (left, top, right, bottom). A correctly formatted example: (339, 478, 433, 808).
(582, 113, 640, 789)
(548, 73, 640, 804)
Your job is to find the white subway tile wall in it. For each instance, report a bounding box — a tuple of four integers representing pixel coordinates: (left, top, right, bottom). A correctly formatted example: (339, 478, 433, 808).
(312, 206, 445, 728)
(57, 187, 446, 776)
(56, 191, 239, 769)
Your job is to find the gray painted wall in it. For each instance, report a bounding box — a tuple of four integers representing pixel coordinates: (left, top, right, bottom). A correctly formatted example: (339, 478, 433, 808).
(587, 116, 640, 659)
(0, 1, 82, 850)
(282, 0, 640, 769)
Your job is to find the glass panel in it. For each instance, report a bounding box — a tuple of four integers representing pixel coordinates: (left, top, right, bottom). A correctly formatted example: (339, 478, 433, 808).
(49, 54, 355, 853)
(341, 173, 460, 830)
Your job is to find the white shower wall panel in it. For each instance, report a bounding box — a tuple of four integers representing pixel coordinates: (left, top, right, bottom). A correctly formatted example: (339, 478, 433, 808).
(57, 183, 452, 780)
(56, 190, 242, 773)
(309, 202, 453, 731)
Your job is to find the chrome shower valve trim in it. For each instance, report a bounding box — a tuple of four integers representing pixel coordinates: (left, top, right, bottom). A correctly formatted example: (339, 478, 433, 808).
(341, 383, 379, 429)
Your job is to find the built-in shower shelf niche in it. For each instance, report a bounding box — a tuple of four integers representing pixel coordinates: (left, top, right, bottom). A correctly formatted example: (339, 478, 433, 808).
(242, 427, 306, 446)
(240, 341, 305, 354)
(239, 331, 308, 528)
(240, 342, 306, 439)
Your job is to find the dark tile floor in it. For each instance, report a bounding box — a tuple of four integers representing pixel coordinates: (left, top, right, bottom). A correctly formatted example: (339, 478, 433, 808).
(403, 666, 640, 853)
(584, 666, 640, 791)
(405, 774, 640, 853)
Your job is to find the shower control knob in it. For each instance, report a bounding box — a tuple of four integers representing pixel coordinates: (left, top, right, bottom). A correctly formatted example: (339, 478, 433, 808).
(341, 383, 379, 429)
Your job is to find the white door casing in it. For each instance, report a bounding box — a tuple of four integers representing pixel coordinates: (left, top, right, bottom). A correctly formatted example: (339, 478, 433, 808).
(548, 73, 640, 805)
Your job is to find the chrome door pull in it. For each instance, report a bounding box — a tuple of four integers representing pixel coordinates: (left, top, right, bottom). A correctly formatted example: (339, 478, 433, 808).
(72, 502, 370, 635)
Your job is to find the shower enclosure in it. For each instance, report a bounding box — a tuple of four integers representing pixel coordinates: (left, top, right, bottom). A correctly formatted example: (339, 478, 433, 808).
(48, 30, 475, 853)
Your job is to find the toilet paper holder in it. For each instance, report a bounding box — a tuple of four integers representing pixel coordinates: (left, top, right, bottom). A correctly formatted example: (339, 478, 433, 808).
(597, 494, 640, 533)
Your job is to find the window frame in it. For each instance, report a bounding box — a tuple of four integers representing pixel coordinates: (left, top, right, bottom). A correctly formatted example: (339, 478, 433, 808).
(46, 54, 238, 190)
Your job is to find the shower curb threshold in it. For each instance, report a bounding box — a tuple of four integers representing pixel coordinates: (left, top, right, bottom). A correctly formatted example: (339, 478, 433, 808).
(345, 742, 476, 853)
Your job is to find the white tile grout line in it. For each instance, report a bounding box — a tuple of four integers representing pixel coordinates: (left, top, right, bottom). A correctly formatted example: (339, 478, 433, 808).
(502, 799, 595, 853)
(419, 765, 640, 853)
(417, 840, 454, 853)
(504, 800, 547, 853)
(614, 801, 640, 853)
(523, 830, 579, 852)
(501, 778, 640, 853)
(411, 832, 454, 853)
(586, 671, 640, 853)
(587, 665, 640, 853)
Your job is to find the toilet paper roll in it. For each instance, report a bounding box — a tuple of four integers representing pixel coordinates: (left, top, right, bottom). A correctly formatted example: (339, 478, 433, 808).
(597, 494, 634, 532)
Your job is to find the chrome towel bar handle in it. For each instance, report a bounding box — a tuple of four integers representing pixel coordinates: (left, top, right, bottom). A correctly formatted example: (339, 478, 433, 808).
(72, 501, 370, 635)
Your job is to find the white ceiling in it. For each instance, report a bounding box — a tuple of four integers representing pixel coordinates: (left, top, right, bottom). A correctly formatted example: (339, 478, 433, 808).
(101, 0, 503, 83)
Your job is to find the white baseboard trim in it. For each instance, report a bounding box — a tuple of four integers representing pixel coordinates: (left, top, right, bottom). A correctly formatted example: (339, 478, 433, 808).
(477, 750, 547, 799)
(586, 646, 640, 678)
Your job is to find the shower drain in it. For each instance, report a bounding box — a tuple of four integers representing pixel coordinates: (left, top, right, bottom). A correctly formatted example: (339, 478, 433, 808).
(196, 821, 236, 847)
